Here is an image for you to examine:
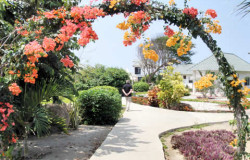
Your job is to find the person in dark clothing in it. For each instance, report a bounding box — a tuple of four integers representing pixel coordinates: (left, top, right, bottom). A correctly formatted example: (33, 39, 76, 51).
(122, 80, 133, 111)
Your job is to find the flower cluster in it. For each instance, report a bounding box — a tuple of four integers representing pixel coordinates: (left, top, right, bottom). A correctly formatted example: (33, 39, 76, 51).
(183, 7, 198, 19)
(123, 31, 137, 46)
(131, 0, 149, 6)
(131, 96, 149, 105)
(168, 0, 175, 6)
(42, 37, 56, 52)
(8, 83, 22, 96)
(166, 35, 179, 47)
(78, 27, 98, 46)
(43, 7, 67, 20)
(0, 102, 14, 132)
(230, 78, 246, 87)
(205, 9, 217, 19)
(194, 74, 217, 90)
(166, 31, 192, 56)
(140, 39, 159, 62)
(60, 55, 74, 68)
(117, 11, 151, 46)
(71, 6, 105, 22)
(229, 138, 237, 147)
(164, 26, 174, 37)
(205, 20, 222, 34)
(116, 21, 130, 30)
(177, 38, 192, 56)
(109, 0, 118, 9)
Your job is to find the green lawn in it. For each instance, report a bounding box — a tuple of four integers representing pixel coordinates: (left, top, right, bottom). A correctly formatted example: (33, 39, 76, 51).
(246, 94, 250, 98)
(180, 98, 228, 104)
(135, 92, 148, 96)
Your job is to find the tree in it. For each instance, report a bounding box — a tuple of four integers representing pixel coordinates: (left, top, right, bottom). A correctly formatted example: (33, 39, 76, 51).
(137, 35, 194, 83)
(237, 0, 250, 17)
(76, 64, 130, 93)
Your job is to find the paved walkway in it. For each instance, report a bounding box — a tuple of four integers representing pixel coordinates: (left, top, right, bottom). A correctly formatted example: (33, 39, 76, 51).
(90, 98, 234, 160)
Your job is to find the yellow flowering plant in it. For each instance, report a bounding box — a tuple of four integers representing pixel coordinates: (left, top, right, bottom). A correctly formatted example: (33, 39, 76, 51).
(194, 73, 217, 98)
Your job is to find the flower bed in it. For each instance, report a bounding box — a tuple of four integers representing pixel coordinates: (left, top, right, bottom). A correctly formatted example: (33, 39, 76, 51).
(131, 96, 149, 106)
(171, 130, 236, 159)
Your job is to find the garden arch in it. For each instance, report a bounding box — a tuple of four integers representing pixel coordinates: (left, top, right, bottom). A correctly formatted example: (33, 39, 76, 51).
(0, 0, 248, 158)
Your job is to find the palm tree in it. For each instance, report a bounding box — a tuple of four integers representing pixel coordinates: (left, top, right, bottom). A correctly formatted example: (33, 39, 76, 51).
(237, 0, 250, 17)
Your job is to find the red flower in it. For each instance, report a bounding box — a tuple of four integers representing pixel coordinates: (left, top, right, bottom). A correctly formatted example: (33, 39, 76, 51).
(183, 7, 198, 18)
(164, 26, 174, 37)
(205, 9, 217, 18)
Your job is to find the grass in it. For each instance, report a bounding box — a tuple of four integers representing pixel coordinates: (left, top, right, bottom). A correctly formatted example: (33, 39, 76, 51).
(246, 94, 250, 98)
(134, 92, 148, 95)
(181, 98, 228, 105)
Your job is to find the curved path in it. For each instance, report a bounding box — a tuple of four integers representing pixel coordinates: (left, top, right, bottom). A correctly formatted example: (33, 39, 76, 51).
(90, 98, 234, 160)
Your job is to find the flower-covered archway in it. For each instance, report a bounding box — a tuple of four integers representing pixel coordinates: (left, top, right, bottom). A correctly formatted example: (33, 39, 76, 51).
(0, 0, 249, 158)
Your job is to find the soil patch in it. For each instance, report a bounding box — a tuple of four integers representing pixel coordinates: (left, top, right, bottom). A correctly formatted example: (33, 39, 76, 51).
(21, 125, 112, 160)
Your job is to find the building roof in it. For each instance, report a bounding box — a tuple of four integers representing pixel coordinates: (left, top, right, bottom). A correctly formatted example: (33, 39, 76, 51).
(189, 53, 250, 72)
(174, 64, 194, 75)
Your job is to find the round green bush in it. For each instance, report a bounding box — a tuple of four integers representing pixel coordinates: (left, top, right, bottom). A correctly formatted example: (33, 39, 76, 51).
(133, 82, 149, 92)
(77, 86, 121, 125)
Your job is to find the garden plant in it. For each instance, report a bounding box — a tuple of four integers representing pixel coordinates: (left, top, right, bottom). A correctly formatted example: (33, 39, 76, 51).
(0, 0, 249, 159)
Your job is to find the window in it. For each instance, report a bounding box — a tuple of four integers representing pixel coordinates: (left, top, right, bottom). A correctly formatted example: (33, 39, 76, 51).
(189, 80, 193, 83)
(183, 75, 186, 79)
(138, 77, 142, 81)
(135, 67, 141, 74)
(245, 77, 250, 86)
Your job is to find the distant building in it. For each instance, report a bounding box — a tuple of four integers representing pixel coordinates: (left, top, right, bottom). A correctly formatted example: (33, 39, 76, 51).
(174, 53, 250, 93)
(132, 60, 144, 82)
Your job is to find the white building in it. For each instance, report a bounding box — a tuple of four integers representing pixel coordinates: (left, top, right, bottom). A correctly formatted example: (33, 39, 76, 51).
(174, 53, 250, 93)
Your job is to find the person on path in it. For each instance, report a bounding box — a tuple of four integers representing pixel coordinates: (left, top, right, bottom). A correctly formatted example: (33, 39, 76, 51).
(122, 80, 133, 111)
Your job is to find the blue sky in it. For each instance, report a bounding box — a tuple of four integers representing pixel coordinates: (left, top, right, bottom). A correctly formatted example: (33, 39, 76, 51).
(76, 0, 250, 73)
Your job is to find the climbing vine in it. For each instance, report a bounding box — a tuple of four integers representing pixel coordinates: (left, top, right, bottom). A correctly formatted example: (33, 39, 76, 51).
(0, 0, 249, 158)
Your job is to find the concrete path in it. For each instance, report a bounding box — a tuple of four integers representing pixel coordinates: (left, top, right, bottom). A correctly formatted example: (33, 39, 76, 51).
(90, 98, 234, 160)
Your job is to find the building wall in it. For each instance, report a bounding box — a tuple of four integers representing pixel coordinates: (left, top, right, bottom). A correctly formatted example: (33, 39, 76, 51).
(182, 74, 193, 89)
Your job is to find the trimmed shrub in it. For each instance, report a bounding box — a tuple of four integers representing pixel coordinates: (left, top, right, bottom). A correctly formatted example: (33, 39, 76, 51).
(133, 82, 149, 92)
(77, 86, 121, 125)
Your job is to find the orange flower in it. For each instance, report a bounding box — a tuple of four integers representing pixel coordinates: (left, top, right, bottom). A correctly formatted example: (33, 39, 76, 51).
(60, 55, 74, 68)
(8, 70, 15, 75)
(42, 37, 56, 52)
(205, 9, 217, 19)
(8, 83, 22, 96)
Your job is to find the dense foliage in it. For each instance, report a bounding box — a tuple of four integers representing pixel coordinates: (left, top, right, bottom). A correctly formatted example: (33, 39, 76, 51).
(76, 64, 130, 93)
(171, 130, 236, 159)
(133, 82, 149, 92)
(158, 65, 188, 108)
(77, 86, 122, 125)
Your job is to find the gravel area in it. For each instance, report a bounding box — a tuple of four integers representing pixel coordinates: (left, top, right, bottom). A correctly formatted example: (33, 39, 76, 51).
(181, 101, 232, 112)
